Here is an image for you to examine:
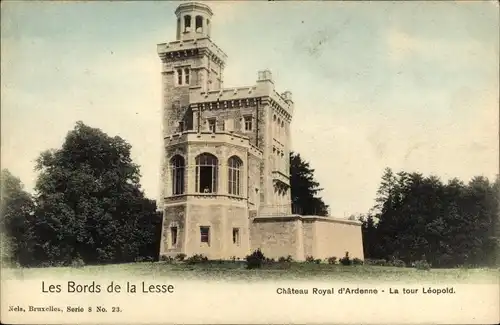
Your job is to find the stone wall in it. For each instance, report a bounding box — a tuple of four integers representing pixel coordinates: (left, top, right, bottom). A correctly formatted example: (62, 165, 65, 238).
(310, 217, 364, 260)
(160, 204, 187, 258)
(251, 215, 364, 262)
(250, 217, 301, 260)
(185, 201, 249, 259)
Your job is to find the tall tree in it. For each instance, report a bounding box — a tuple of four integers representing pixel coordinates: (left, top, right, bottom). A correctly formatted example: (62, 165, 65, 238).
(289, 152, 329, 216)
(31, 122, 161, 266)
(364, 168, 499, 268)
(0, 169, 35, 266)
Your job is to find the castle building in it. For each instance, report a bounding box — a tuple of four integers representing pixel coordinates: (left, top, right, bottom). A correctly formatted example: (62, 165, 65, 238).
(158, 2, 364, 261)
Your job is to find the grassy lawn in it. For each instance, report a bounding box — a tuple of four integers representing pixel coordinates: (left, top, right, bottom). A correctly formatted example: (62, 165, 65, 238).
(3, 261, 499, 283)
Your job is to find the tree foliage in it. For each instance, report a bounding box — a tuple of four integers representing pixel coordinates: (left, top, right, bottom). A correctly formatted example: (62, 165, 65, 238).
(0, 169, 35, 266)
(290, 152, 329, 216)
(359, 168, 499, 268)
(30, 121, 161, 266)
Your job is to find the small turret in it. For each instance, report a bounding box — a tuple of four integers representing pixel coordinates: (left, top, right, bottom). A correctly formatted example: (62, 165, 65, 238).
(282, 91, 293, 104)
(257, 69, 273, 83)
(175, 2, 213, 41)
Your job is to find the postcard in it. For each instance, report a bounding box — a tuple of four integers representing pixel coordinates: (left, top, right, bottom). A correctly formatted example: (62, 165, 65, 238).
(1, 1, 499, 324)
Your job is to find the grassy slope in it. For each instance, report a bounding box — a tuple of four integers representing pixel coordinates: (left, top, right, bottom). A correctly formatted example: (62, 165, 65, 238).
(2, 262, 499, 283)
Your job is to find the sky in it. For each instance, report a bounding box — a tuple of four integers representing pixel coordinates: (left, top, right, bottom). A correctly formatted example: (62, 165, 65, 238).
(1, 0, 499, 217)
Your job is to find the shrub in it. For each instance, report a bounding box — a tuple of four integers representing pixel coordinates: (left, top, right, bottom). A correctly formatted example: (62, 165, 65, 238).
(390, 259, 406, 268)
(327, 256, 337, 265)
(71, 258, 85, 268)
(277, 255, 293, 263)
(246, 249, 266, 269)
(352, 258, 364, 265)
(314, 259, 322, 264)
(305, 256, 315, 263)
(339, 252, 352, 266)
(175, 253, 187, 262)
(265, 257, 275, 263)
(414, 260, 431, 271)
(160, 255, 174, 263)
(135, 256, 154, 263)
(186, 254, 208, 264)
(364, 259, 388, 266)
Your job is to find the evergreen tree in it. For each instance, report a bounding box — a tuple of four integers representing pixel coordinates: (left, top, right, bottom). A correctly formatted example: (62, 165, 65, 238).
(289, 152, 329, 216)
(364, 168, 499, 268)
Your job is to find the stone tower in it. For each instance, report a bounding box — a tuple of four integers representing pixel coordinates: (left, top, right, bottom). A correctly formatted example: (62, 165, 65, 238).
(157, 2, 295, 260)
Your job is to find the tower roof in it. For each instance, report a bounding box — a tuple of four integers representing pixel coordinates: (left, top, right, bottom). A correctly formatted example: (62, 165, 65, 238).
(175, 2, 213, 16)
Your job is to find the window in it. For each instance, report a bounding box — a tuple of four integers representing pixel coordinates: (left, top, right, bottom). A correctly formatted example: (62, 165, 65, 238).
(177, 69, 183, 85)
(170, 155, 185, 195)
(228, 156, 242, 196)
(244, 115, 252, 131)
(171, 227, 178, 246)
(207, 118, 216, 133)
(184, 15, 191, 32)
(176, 18, 181, 39)
(195, 15, 203, 33)
(195, 153, 218, 193)
(200, 226, 210, 243)
(232, 228, 240, 245)
(178, 121, 184, 132)
(184, 68, 190, 85)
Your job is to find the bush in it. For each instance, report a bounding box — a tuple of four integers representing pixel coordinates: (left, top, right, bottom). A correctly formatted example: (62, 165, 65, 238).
(135, 256, 154, 263)
(327, 256, 337, 265)
(390, 259, 406, 268)
(352, 258, 364, 265)
(305, 256, 315, 263)
(160, 255, 174, 263)
(277, 255, 293, 263)
(246, 249, 266, 269)
(339, 252, 352, 266)
(364, 259, 388, 266)
(70, 258, 85, 268)
(414, 260, 431, 271)
(175, 253, 187, 262)
(186, 254, 208, 264)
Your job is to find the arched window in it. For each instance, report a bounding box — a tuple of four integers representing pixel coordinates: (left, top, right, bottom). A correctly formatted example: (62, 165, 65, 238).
(228, 156, 243, 196)
(195, 15, 203, 33)
(184, 15, 191, 32)
(195, 153, 218, 193)
(170, 155, 185, 195)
